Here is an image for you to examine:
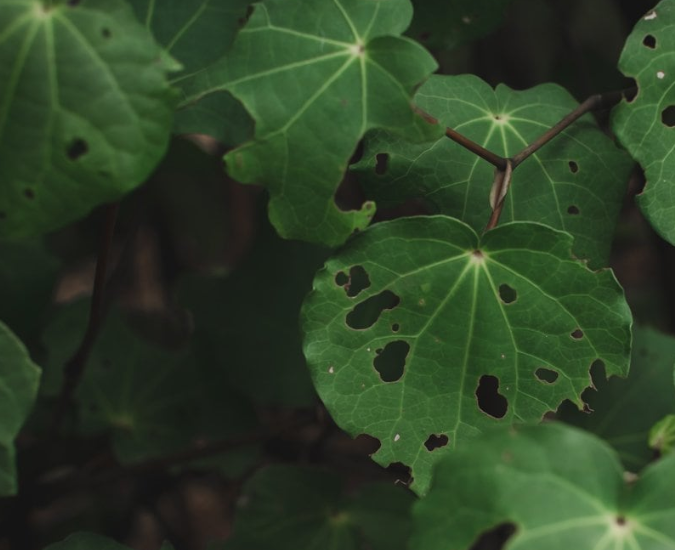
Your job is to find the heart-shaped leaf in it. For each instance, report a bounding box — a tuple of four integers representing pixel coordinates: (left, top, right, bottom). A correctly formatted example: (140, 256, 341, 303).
(0, 0, 177, 237)
(411, 423, 675, 550)
(612, 0, 675, 245)
(0, 321, 40, 496)
(302, 216, 632, 494)
(353, 75, 633, 268)
(177, 0, 441, 246)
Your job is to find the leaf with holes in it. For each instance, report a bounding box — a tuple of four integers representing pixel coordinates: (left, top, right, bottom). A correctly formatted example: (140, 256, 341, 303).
(612, 0, 675, 245)
(177, 0, 441, 246)
(411, 423, 675, 550)
(221, 465, 415, 550)
(352, 74, 633, 268)
(128, 0, 255, 146)
(301, 216, 632, 494)
(0, 321, 40, 496)
(0, 0, 177, 238)
(407, 0, 513, 51)
(559, 326, 675, 471)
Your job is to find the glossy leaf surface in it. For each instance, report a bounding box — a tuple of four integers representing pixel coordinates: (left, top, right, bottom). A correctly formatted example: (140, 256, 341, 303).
(178, 0, 441, 246)
(302, 216, 632, 494)
(612, 0, 675, 244)
(0, 321, 40, 496)
(411, 423, 675, 549)
(353, 75, 633, 267)
(0, 0, 176, 237)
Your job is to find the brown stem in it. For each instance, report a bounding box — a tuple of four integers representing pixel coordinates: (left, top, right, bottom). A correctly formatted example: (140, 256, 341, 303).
(485, 160, 514, 231)
(51, 203, 120, 433)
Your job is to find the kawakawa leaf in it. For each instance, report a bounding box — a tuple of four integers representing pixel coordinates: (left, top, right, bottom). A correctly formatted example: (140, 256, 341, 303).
(0, 0, 177, 238)
(353, 74, 633, 268)
(177, 0, 441, 246)
(220, 465, 414, 550)
(559, 326, 675, 471)
(301, 216, 632, 494)
(650, 414, 675, 456)
(45, 533, 131, 550)
(128, 0, 255, 146)
(411, 423, 675, 550)
(612, 0, 675, 245)
(0, 321, 40, 496)
(407, 0, 513, 51)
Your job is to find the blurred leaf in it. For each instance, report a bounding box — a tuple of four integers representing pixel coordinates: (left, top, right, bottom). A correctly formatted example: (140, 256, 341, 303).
(612, 0, 675, 245)
(0, 0, 177, 237)
(178, 0, 441, 245)
(302, 216, 632, 494)
(45, 532, 130, 550)
(222, 465, 415, 550)
(650, 414, 675, 456)
(353, 74, 633, 268)
(0, 321, 41, 496)
(411, 423, 675, 549)
(559, 326, 675, 470)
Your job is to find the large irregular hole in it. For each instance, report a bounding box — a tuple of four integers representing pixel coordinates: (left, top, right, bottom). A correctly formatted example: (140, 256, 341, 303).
(567, 205, 580, 215)
(346, 291, 400, 330)
(354, 434, 382, 455)
(568, 161, 579, 173)
(571, 328, 584, 340)
(424, 434, 449, 451)
(344, 265, 370, 297)
(498, 284, 517, 304)
(643, 34, 657, 48)
(535, 368, 559, 384)
(385, 462, 413, 486)
(335, 271, 349, 286)
(373, 340, 409, 382)
(662, 105, 675, 127)
(624, 82, 638, 103)
(375, 153, 389, 175)
(475, 375, 508, 419)
(67, 138, 88, 160)
(468, 523, 517, 550)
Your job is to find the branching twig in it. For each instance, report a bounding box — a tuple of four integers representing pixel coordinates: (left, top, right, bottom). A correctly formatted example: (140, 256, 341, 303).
(486, 160, 514, 231)
(51, 203, 120, 433)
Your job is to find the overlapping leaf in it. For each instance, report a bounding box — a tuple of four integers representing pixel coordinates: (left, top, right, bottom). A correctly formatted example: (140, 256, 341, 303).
(353, 75, 633, 268)
(177, 0, 441, 246)
(302, 216, 632, 494)
(612, 0, 675, 245)
(650, 414, 675, 456)
(411, 423, 675, 549)
(0, 0, 176, 238)
(221, 465, 415, 550)
(0, 321, 41, 496)
(559, 326, 675, 470)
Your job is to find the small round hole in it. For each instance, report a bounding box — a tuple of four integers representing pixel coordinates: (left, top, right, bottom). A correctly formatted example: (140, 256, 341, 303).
(498, 284, 517, 304)
(662, 105, 675, 127)
(571, 329, 584, 340)
(24, 188, 35, 199)
(335, 271, 348, 286)
(643, 34, 657, 48)
(535, 368, 559, 384)
(568, 161, 579, 173)
(567, 205, 580, 215)
(102, 28, 112, 38)
(391, 323, 400, 332)
(67, 138, 89, 160)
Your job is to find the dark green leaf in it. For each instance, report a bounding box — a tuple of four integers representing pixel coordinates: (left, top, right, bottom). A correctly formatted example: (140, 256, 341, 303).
(411, 423, 675, 550)
(650, 414, 675, 456)
(612, 0, 675, 245)
(353, 75, 633, 268)
(302, 216, 632, 494)
(0, 321, 41, 496)
(0, 0, 177, 237)
(44, 532, 130, 550)
(178, 0, 441, 246)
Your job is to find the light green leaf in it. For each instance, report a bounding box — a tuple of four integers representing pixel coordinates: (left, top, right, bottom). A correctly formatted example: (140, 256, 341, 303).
(0, 0, 177, 238)
(650, 414, 675, 456)
(0, 321, 41, 496)
(301, 216, 632, 494)
(177, 0, 441, 246)
(411, 423, 675, 550)
(222, 465, 414, 550)
(407, 0, 512, 50)
(353, 74, 633, 268)
(45, 532, 130, 550)
(612, 0, 675, 245)
(559, 326, 675, 470)
(128, 0, 254, 146)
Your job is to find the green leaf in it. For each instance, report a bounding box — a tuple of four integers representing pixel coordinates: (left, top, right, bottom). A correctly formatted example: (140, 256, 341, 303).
(353, 74, 633, 268)
(0, 321, 41, 496)
(301, 216, 632, 494)
(411, 423, 675, 550)
(128, 0, 255, 146)
(407, 0, 512, 50)
(222, 465, 415, 550)
(650, 414, 675, 456)
(0, 0, 177, 238)
(559, 326, 675, 470)
(178, 0, 441, 246)
(45, 532, 130, 550)
(612, 0, 675, 245)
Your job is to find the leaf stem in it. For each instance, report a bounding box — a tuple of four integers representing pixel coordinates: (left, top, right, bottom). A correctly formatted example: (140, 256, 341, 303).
(51, 203, 120, 433)
(485, 160, 513, 231)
